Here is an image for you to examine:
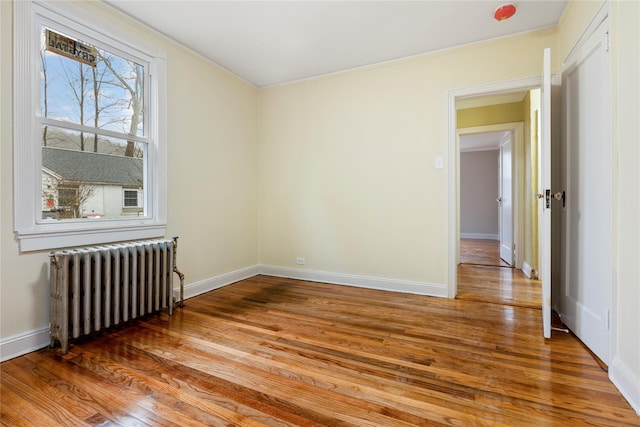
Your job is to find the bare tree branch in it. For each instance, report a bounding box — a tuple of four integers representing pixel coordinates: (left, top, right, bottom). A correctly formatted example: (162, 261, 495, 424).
(52, 179, 96, 219)
(100, 53, 143, 157)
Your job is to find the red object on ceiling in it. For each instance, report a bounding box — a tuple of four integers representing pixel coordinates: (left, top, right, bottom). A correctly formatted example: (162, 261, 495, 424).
(494, 4, 517, 21)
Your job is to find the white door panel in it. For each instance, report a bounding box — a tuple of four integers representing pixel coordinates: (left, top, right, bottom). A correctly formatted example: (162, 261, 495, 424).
(499, 133, 513, 265)
(560, 17, 611, 363)
(540, 48, 552, 339)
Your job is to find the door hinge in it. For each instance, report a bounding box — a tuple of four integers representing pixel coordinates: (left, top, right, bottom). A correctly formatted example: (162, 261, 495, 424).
(604, 30, 610, 53)
(606, 309, 611, 330)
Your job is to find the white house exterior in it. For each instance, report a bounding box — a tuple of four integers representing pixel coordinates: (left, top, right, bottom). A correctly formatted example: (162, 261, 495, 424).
(42, 147, 144, 219)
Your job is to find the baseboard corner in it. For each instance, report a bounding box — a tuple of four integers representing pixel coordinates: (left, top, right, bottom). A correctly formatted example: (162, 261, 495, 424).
(180, 264, 261, 300)
(610, 357, 640, 416)
(0, 326, 50, 362)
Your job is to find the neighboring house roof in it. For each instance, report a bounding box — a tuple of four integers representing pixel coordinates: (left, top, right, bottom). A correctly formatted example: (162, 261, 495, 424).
(42, 147, 143, 186)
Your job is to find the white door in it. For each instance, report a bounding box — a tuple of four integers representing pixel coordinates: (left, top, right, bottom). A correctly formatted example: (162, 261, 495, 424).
(498, 132, 513, 265)
(560, 17, 611, 363)
(539, 48, 552, 339)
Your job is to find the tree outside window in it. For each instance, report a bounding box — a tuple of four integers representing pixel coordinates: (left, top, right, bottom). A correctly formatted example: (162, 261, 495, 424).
(40, 26, 146, 221)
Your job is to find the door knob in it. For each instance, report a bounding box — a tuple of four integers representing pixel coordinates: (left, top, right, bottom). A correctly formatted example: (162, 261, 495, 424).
(537, 190, 566, 208)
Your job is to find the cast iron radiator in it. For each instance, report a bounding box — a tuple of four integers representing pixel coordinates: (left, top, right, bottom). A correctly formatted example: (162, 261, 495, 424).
(49, 237, 184, 354)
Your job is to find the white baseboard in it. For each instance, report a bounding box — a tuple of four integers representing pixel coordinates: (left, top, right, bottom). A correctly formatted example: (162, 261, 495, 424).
(259, 265, 449, 298)
(522, 261, 533, 279)
(610, 357, 640, 416)
(460, 233, 499, 240)
(1, 265, 262, 362)
(178, 265, 262, 300)
(0, 326, 50, 362)
(1, 264, 447, 361)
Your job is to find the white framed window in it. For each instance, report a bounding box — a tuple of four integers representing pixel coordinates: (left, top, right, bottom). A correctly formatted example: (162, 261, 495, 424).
(14, 1, 167, 252)
(123, 189, 142, 208)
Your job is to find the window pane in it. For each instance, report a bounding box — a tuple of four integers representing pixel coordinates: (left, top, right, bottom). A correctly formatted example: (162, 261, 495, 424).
(41, 125, 145, 220)
(123, 190, 139, 207)
(40, 25, 145, 137)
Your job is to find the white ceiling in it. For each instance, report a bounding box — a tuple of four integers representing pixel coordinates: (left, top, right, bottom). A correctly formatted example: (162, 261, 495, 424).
(460, 131, 508, 152)
(104, 0, 567, 87)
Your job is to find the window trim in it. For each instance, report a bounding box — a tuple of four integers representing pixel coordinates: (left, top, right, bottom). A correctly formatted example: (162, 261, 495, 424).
(14, 0, 167, 252)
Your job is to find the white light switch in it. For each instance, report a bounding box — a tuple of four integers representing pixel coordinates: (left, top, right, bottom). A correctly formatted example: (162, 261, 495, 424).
(434, 156, 444, 169)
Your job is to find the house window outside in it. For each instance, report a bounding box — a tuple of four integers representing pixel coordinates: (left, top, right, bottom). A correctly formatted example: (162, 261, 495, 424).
(14, 1, 167, 252)
(123, 189, 141, 208)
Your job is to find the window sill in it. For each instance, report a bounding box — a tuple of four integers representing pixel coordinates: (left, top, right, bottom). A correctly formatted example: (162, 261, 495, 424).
(16, 223, 166, 252)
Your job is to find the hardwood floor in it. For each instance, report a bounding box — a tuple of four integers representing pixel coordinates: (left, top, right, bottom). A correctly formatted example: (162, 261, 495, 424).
(2, 275, 638, 426)
(460, 238, 510, 267)
(457, 264, 541, 309)
(458, 238, 540, 308)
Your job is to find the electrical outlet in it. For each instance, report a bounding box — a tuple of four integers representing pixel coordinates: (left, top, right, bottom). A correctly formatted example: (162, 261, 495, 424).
(296, 257, 305, 265)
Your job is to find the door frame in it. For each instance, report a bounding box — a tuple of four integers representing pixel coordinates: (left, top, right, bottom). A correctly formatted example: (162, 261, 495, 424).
(448, 78, 540, 298)
(457, 124, 523, 268)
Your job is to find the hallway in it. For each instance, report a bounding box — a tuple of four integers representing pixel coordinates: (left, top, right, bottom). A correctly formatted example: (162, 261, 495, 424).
(458, 238, 541, 309)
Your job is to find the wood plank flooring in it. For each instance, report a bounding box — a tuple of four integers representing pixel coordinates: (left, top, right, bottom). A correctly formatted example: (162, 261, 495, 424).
(458, 238, 541, 308)
(457, 264, 541, 309)
(2, 275, 638, 426)
(460, 239, 510, 267)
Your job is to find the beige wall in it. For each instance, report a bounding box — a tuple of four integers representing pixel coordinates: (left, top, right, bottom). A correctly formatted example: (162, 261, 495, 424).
(0, 1, 260, 340)
(259, 29, 557, 285)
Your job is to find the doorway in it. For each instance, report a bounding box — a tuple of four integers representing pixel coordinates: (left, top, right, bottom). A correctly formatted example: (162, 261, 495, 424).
(458, 131, 508, 268)
(449, 82, 542, 307)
